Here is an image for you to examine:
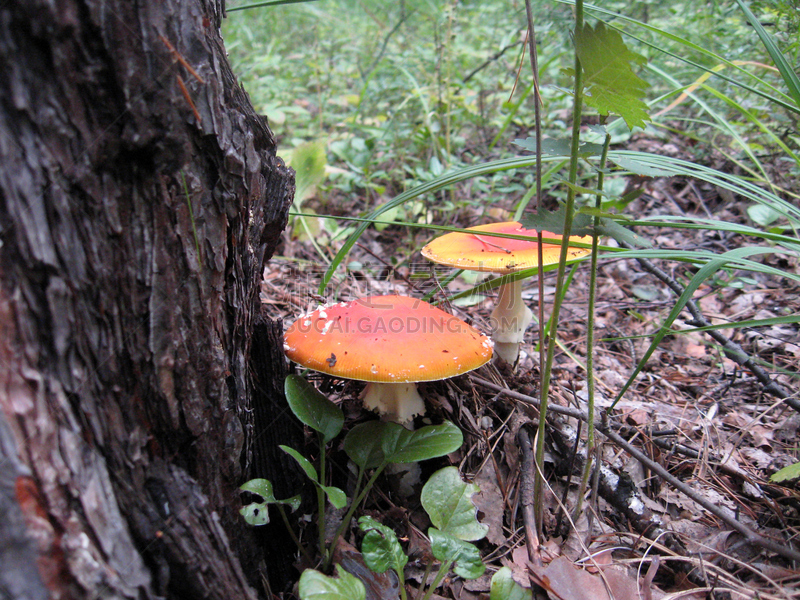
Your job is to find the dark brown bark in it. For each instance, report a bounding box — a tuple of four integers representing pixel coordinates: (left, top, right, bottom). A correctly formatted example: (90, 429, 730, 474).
(0, 1, 294, 599)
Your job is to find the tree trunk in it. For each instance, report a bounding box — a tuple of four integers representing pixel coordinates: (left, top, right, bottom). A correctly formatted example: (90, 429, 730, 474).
(0, 1, 295, 598)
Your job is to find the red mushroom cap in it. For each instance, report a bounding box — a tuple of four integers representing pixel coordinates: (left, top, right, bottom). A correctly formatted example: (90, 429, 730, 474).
(283, 295, 493, 382)
(421, 221, 591, 274)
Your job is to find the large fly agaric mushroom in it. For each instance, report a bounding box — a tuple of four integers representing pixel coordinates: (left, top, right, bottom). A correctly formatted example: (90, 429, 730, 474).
(421, 221, 591, 364)
(283, 295, 493, 424)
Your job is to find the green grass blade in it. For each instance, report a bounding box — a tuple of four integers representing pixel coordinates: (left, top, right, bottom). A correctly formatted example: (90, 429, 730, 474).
(319, 155, 560, 295)
(228, 0, 319, 11)
(733, 0, 800, 108)
(611, 246, 781, 407)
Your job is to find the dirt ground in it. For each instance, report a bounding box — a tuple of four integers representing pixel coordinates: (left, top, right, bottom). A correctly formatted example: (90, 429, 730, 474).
(260, 137, 800, 599)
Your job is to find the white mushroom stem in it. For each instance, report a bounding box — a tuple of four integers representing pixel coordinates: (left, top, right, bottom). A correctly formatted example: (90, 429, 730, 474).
(490, 278, 533, 364)
(360, 382, 426, 425)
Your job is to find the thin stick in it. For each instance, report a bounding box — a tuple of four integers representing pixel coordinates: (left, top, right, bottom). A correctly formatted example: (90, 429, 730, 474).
(623, 244, 799, 412)
(470, 375, 800, 565)
(516, 425, 543, 567)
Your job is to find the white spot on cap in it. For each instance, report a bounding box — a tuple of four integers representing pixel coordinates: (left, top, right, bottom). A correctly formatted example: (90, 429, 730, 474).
(370, 365, 379, 374)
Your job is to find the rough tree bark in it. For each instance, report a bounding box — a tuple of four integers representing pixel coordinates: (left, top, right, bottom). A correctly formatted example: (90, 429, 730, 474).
(0, 1, 295, 599)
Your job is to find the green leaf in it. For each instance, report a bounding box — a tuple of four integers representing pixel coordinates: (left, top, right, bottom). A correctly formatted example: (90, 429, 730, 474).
(281, 445, 319, 481)
(298, 565, 366, 600)
(733, 0, 800, 109)
(428, 528, 485, 580)
(239, 478, 301, 526)
(358, 516, 408, 575)
(575, 21, 650, 130)
(594, 216, 653, 248)
(610, 154, 682, 178)
(518, 206, 594, 236)
(321, 485, 347, 510)
(490, 566, 532, 600)
(285, 375, 344, 444)
(747, 204, 783, 227)
(771, 461, 800, 483)
(421, 467, 488, 541)
(515, 137, 605, 158)
(280, 445, 347, 508)
(344, 421, 389, 470)
(381, 421, 464, 464)
(286, 139, 327, 205)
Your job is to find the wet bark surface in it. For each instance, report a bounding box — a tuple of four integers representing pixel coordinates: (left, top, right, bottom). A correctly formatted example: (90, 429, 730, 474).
(0, 1, 294, 598)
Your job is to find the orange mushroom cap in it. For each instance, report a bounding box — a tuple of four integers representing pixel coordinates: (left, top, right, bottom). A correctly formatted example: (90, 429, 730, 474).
(421, 221, 591, 274)
(283, 295, 493, 383)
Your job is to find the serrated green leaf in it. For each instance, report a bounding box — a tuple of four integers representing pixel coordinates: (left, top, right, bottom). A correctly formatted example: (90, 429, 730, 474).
(428, 528, 485, 580)
(518, 207, 594, 237)
(490, 566, 532, 600)
(575, 21, 650, 130)
(770, 461, 800, 483)
(298, 565, 366, 600)
(344, 421, 389, 470)
(381, 421, 463, 464)
(421, 467, 488, 541)
(358, 516, 408, 574)
(285, 375, 344, 444)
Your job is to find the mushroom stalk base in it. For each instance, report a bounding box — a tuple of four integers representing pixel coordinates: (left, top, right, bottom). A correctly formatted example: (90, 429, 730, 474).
(490, 280, 533, 363)
(360, 382, 426, 425)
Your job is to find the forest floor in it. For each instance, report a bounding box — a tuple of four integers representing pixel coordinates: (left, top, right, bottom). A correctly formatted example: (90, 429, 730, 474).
(259, 131, 800, 600)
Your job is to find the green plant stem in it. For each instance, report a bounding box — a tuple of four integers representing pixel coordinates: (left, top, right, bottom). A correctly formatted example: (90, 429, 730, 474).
(276, 504, 314, 566)
(324, 463, 387, 571)
(574, 130, 611, 520)
(317, 435, 329, 565)
(533, 0, 585, 534)
(419, 559, 452, 600)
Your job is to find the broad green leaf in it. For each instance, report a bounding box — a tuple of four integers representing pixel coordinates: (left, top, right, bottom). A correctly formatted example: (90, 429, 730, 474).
(239, 502, 272, 526)
(358, 516, 408, 575)
(421, 467, 488, 541)
(285, 375, 344, 444)
(239, 478, 301, 526)
(281, 445, 319, 481)
(575, 21, 650, 130)
(298, 565, 366, 600)
(286, 139, 327, 205)
(279, 445, 347, 508)
(771, 461, 800, 483)
(321, 485, 347, 510)
(381, 421, 463, 464)
(428, 528, 485, 580)
(344, 421, 389, 470)
(490, 566, 532, 600)
(747, 204, 783, 227)
(239, 479, 302, 512)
